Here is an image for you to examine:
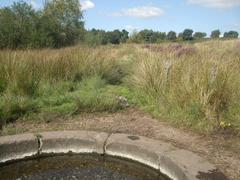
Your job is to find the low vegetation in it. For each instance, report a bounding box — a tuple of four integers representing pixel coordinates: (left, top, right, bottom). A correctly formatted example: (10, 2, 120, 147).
(0, 40, 240, 135)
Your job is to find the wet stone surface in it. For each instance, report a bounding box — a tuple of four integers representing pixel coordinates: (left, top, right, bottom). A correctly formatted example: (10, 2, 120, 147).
(127, 136, 140, 141)
(0, 154, 170, 180)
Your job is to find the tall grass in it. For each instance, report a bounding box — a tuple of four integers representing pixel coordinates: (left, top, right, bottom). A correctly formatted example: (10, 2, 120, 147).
(0, 45, 130, 126)
(0, 46, 121, 94)
(1, 41, 240, 134)
(131, 40, 240, 133)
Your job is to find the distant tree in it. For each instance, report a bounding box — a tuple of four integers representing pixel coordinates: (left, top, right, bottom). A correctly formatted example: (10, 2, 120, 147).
(128, 30, 166, 43)
(211, 29, 220, 39)
(156, 32, 166, 42)
(120, 30, 129, 43)
(149, 31, 159, 43)
(85, 29, 104, 46)
(178, 32, 183, 40)
(194, 32, 207, 39)
(223, 31, 239, 39)
(137, 30, 167, 43)
(129, 30, 142, 43)
(107, 30, 122, 44)
(182, 29, 194, 40)
(167, 31, 177, 41)
(84, 29, 129, 45)
(138, 29, 155, 43)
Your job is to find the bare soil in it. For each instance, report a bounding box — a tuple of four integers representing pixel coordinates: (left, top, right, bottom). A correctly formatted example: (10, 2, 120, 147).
(1, 108, 240, 180)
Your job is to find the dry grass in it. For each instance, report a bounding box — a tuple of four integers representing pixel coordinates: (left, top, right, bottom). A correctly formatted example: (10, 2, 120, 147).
(131, 40, 240, 133)
(0, 46, 121, 92)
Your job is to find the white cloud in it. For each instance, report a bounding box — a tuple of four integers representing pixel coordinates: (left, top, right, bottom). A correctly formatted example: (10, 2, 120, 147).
(124, 6, 164, 18)
(188, 0, 240, 9)
(125, 25, 139, 32)
(113, 6, 164, 19)
(80, 0, 95, 11)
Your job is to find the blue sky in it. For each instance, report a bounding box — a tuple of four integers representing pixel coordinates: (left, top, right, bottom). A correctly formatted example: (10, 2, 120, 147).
(1, 0, 240, 36)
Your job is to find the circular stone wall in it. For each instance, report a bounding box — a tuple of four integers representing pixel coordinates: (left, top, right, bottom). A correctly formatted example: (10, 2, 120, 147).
(0, 131, 228, 180)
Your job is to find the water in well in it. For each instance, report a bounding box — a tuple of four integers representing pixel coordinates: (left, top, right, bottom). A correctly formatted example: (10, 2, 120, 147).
(0, 154, 171, 180)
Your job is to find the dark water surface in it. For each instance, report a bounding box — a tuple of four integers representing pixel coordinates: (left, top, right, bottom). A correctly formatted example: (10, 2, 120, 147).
(0, 154, 170, 180)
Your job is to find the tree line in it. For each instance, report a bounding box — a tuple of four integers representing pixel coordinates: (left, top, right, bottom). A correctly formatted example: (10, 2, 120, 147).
(129, 29, 239, 43)
(0, 0, 84, 48)
(0, 0, 239, 49)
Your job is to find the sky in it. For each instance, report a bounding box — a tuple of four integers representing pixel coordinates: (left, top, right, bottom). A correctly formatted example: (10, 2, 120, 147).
(0, 0, 240, 36)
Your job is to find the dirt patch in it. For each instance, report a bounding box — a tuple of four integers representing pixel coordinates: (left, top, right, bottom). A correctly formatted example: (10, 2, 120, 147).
(1, 108, 240, 180)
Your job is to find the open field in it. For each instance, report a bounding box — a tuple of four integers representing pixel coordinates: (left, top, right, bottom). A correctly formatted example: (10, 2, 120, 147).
(0, 40, 240, 135)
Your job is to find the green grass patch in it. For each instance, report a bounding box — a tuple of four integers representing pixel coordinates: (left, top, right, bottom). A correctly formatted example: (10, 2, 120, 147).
(0, 76, 132, 126)
(132, 88, 229, 134)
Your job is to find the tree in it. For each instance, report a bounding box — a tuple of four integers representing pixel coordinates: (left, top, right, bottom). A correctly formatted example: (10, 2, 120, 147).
(211, 29, 220, 39)
(134, 30, 167, 43)
(182, 29, 193, 40)
(43, 0, 84, 47)
(137, 29, 155, 43)
(0, 0, 85, 49)
(32, 11, 56, 47)
(107, 30, 122, 44)
(223, 31, 239, 39)
(167, 31, 177, 41)
(194, 32, 207, 39)
(0, 1, 37, 48)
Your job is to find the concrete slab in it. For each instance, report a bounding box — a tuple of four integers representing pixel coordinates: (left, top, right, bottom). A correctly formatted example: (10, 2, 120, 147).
(105, 133, 227, 180)
(39, 131, 108, 155)
(0, 133, 38, 163)
(105, 133, 175, 170)
(159, 149, 228, 180)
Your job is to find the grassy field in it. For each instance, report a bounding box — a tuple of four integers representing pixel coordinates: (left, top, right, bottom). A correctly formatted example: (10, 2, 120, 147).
(0, 40, 240, 135)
